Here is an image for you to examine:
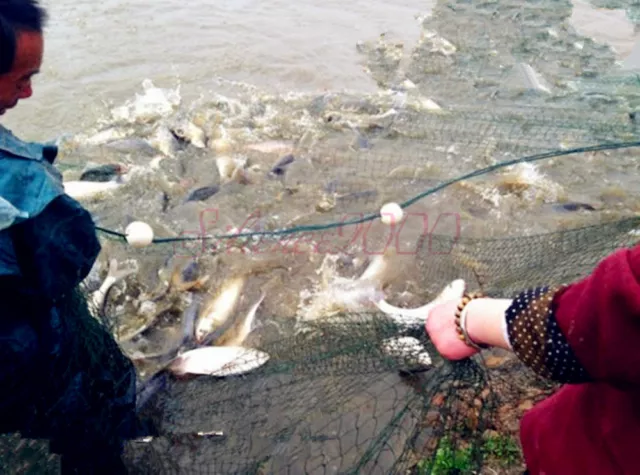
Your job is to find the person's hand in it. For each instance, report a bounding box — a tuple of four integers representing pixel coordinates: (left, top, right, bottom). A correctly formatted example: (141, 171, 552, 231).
(425, 299, 480, 360)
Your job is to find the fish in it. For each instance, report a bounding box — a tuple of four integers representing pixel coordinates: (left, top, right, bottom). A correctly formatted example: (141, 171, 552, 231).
(89, 258, 139, 318)
(85, 126, 133, 146)
(167, 346, 270, 378)
(134, 298, 269, 425)
(195, 275, 247, 343)
(245, 140, 293, 155)
(550, 202, 596, 212)
(268, 154, 295, 178)
(117, 302, 171, 344)
(181, 292, 202, 348)
(147, 265, 209, 304)
(63, 180, 122, 200)
(123, 291, 202, 353)
(148, 125, 181, 157)
(184, 185, 220, 203)
(358, 250, 394, 285)
(373, 279, 466, 327)
(180, 260, 200, 284)
(80, 163, 127, 182)
(382, 336, 432, 368)
(82, 259, 104, 293)
(136, 344, 270, 406)
(203, 292, 266, 347)
(103, 138, 158, 156)
(170, 260, 210, 293)
(131, 295, 202, 415)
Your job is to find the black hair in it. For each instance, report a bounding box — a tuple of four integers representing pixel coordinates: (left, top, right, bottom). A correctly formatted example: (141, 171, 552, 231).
(0, 0, 47, 74)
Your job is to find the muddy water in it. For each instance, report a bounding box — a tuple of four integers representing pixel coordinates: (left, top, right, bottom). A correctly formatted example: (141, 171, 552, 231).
(2, 0, 433, 140)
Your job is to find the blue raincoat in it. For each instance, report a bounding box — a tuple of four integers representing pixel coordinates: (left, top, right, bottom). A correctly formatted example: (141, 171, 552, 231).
(0, 125, 137, 473)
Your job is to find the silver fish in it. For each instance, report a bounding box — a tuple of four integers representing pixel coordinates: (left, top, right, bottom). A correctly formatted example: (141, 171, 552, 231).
(195, 275, 247, 343)
(382, 336, 432, 369)
(245, 140, 293, 155)
(127, 292, 203, 358)
(181, 292, 202, 348)
(373, 279, 465, 327)
(203, 292, 266, 347)
(136, 337, 268, 409)
(63, 180, 123, 201)
(90, 258, 139, 318)
(85, 127, 133, 146)
(103, 138, 158, 156)
(167, 346, 270, 378)
(148, 125, 181, 157)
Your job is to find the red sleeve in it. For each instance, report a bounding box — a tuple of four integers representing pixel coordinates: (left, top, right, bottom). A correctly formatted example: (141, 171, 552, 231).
(552, 244, 640, 388)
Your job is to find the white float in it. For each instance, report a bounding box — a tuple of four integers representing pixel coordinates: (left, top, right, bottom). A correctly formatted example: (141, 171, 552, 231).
(379, 202, 404, 226)
(125, 221, 154, 247)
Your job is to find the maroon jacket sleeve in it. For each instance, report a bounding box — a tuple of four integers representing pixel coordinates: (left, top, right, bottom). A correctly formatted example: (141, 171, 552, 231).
(551, 244, 640, 388)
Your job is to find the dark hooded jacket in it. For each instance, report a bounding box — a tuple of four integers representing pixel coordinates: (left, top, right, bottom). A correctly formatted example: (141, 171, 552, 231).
(0, 125, 137, 468)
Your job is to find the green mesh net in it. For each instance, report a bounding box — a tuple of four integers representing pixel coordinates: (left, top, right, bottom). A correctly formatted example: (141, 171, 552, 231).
(1, 188, 639, 474)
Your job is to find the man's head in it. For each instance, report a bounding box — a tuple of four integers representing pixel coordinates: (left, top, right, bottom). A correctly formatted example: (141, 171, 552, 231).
(0, 0, 47, 115)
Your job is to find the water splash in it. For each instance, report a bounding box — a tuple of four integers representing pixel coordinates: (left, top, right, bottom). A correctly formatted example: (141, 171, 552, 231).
(111, 79, 182, 124)
(297, 254, 385, 322)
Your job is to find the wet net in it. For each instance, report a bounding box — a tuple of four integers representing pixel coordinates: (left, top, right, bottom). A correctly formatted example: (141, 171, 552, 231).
(3, 197, 640, 475)
(2, 151, 640, 475)
(4, 0, 640, 473)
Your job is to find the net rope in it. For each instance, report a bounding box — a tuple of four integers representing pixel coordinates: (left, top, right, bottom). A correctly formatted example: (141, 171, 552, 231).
(93, 140, 640, 245)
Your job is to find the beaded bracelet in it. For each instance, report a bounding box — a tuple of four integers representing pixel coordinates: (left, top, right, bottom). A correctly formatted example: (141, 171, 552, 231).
(454, 292, 489, 351)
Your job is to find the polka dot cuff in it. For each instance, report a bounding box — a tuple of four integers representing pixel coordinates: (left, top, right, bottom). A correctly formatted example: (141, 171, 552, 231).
(505, 286, 591, 384)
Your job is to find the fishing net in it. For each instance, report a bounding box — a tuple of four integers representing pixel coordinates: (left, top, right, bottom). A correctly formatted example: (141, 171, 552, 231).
(3, 206, 639, 475)
(4, 0, 640, 473)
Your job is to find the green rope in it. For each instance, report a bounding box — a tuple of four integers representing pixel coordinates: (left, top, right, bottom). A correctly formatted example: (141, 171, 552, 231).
(95, 140, 640, 245)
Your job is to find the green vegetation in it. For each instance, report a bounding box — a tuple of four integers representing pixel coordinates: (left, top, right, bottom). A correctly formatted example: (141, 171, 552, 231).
(483, 433, 521, 467)
(415, 434, 521, 474)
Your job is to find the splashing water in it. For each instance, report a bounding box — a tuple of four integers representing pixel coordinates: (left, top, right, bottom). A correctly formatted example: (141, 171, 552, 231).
(111, 79, 182, 124)
(297, 254, 386, 322)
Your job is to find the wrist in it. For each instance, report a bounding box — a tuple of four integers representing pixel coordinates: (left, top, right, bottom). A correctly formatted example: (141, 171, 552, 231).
(463, 298, 513, 350)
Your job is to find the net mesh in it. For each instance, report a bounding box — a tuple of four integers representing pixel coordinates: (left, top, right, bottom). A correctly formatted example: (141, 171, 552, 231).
(1, 212, 639, 474)
(4, 0, 640, 473)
